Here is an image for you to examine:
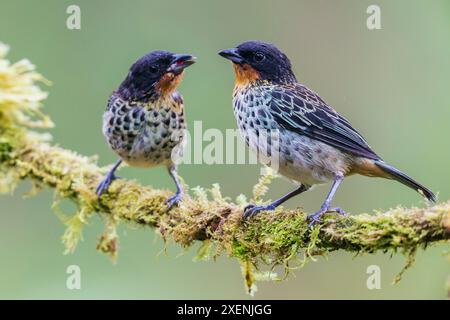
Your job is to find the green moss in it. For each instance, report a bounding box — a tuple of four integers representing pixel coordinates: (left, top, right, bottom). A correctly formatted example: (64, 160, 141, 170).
(232, 238, 251, 260)
(0, 141, 12, 163)
(96, 216, 119, 262)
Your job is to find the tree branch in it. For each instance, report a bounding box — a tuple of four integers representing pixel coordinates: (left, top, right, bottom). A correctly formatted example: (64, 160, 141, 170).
(2, 124, 449, 266)
(0, 42, 449, 294)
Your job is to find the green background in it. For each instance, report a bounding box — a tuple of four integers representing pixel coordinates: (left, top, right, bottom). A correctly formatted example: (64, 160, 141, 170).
(1, 0, 449, 299)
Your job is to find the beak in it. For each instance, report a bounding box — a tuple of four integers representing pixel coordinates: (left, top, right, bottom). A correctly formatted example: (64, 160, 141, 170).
(168, 54, 196, 75)
(218, 48, 244, 64)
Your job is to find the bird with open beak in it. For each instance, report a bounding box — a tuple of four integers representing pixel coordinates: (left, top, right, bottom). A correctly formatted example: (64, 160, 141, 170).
(97, 50, 196, 209)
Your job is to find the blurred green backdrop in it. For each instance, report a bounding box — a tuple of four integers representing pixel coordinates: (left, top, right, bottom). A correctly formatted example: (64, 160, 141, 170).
(1, 0, 449, 299)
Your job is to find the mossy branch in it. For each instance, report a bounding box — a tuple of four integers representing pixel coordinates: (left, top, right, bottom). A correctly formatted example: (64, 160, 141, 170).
(1, 42, 449, 294)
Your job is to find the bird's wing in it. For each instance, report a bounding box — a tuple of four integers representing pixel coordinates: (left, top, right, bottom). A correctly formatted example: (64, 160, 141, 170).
(267, 83, 380, 160)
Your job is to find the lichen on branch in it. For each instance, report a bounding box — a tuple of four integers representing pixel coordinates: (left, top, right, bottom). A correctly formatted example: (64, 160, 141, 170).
(0, 42, 449, 294)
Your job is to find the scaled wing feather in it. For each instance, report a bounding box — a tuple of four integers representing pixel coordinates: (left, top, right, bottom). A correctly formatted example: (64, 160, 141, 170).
(268, 84, 380, 160)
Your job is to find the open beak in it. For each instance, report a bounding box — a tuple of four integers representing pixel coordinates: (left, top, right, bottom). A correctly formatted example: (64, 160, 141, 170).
(218, 48, 244, 64)
(168, 54, 196, 75)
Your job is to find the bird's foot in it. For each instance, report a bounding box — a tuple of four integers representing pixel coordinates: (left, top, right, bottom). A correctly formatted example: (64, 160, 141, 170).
(329, 207, 347, 216)
(306, 210, 325, 228)
(96, 173, 119, 197)
(166, 191, 183, 210)
(307, 206, 346, 228)
(243, 203, 276, 220)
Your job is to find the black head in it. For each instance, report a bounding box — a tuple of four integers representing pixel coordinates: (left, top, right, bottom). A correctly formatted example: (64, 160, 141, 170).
(218, 41, 296, 84)
(117, 50, 196, 102)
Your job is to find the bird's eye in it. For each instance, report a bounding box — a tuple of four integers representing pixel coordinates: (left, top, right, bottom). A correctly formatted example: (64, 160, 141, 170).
(254, 52, 265, 62)
(149, 65, 159, 73)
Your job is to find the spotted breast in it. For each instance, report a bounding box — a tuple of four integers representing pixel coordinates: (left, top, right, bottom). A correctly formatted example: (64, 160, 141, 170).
(233, 83, 352, 186)
(103, 91, 186, 168)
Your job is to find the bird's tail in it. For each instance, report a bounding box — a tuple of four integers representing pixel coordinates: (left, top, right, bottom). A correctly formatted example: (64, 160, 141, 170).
(374, 160, 436, 203)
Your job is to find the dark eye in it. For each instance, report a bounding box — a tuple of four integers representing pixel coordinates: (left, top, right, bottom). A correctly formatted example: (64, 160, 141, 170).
(254, 52, 265, 63)
(149, 65, 159, 73)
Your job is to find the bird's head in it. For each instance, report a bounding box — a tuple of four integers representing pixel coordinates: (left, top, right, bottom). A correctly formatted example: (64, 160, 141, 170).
(218, 41, 296, 86)
(117, 50, 196, 102)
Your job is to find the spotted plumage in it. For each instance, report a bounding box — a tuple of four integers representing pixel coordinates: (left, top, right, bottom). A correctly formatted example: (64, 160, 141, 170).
(219, 40, 435, 226)
(97, 50, 196, 209)
(232, 83, 354, 186)
(103, 92, 186, 168)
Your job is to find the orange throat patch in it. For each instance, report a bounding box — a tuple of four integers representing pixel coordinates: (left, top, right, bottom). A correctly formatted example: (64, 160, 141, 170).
(155, 71, 184, 96)
(232, 63, 260, 88)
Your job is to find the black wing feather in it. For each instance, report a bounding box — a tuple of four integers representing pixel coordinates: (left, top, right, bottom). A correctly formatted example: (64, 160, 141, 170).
(268, 84, 380, 160)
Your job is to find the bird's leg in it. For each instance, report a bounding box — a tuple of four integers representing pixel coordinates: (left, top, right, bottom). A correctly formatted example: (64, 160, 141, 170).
(243, 184, 310, 219)
(166, 165, 183, 210)
(96, 159, 122, 196)
(307, 174, 345, 227)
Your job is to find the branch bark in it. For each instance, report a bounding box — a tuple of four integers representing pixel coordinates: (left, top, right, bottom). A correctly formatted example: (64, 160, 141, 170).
(1, 126, 449, 260)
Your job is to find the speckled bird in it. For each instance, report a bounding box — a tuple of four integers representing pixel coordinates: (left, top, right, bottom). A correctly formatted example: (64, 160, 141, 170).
(97, 50, 196, 209)
(219, 40, 436, 226)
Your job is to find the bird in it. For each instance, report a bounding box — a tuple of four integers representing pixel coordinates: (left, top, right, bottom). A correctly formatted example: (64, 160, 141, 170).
(97, 50, 196, 209)
(218, 40, 436, 226)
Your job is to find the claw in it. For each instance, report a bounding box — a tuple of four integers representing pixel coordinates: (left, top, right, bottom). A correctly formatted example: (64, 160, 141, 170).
(166, 192, 183, 210)
(243, 204, 256, 213)
(329, 207, 347, 216)
(243, 204, 276, 220)
(307, 212, 324, 228)
(306, 206, 346, 228)
(96, 173, 119, 197)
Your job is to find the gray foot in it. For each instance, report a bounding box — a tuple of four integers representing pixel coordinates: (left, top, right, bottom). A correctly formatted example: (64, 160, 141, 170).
(243, 204, 276, 220)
